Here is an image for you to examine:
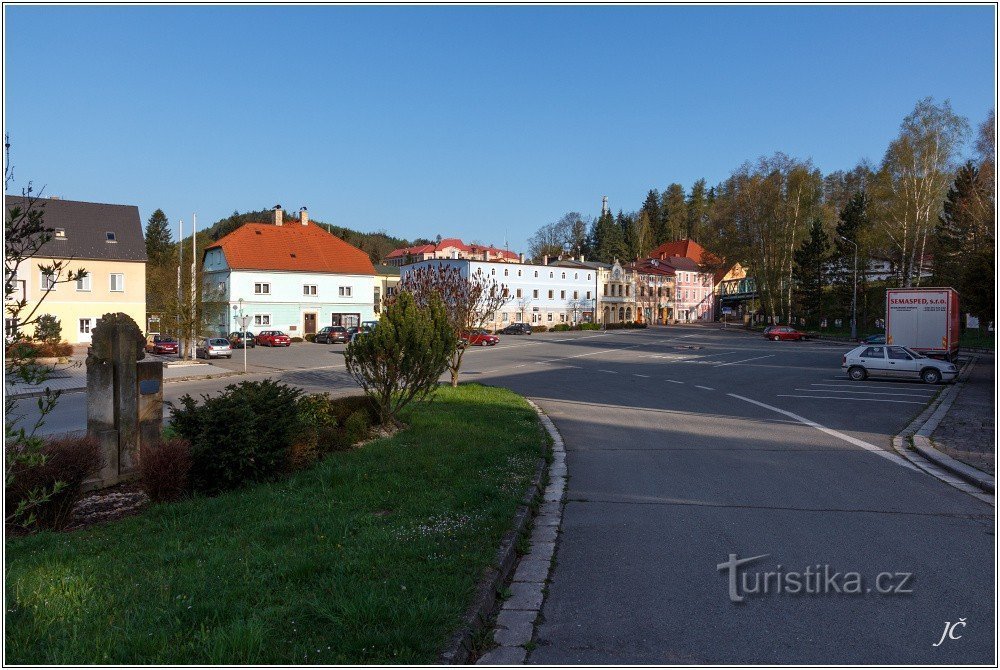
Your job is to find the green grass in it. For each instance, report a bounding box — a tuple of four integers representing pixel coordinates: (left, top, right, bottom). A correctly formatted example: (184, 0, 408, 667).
(5, 384, 544, 664)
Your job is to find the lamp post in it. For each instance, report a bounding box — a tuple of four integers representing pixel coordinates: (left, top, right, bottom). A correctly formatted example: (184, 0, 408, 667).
(233, 298, 248, 373)
(839, 235, 858, 341)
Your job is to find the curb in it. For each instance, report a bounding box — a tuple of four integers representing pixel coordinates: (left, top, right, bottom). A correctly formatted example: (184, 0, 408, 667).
(5, 370, 244, 399)
(437, 398, 559, 665)
(891, 355, 995, 500)
(472, 398, 566, 666)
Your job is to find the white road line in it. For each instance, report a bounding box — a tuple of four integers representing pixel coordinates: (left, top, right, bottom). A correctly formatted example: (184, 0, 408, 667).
(599, 369, 618, 374)
(793, 388, 935, 398)
(695, 385, 715, 391)
(777, 394, 927, 405)
(664, 379, 685, 384)
(729, 393, 920, 471)
(810, 382, 936, 392)
(822, 378, 930, 386)
(633, 373, 651, 378)
(713, 354, 775, 367)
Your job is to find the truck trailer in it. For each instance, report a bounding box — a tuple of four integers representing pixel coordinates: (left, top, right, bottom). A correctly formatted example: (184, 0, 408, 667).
(885, 287, 960, 360)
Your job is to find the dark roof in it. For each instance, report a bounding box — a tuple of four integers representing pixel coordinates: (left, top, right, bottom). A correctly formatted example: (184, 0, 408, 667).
(5, 196, 146, 262)
(658, 255, 702, 272)
(374, 264, 400, 276)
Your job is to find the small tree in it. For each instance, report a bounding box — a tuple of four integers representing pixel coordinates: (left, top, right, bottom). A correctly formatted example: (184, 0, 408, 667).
(33, 313, 61, 344)
(397, 264, 506, 387)
(344, 291, 455, 427)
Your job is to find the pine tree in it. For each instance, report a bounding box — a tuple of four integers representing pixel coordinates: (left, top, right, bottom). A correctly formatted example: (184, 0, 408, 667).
(592, 209, 626, 263)
(833, 191, 871, 324)
(685, 179, 708, 240)
(145, 209, 173, 265)
(658, 184, 687, 243)
(793, 218, 830, 325)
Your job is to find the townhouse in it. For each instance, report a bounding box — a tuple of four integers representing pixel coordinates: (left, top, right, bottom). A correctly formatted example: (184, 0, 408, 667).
(627, 258, 675, 324)
(202, 206, 377, 337)
(649, 240, 717, 322)
(5, 196, 147, 344)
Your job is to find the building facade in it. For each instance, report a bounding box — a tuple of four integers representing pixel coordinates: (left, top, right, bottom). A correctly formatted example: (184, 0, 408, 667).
(628, 259, 675, 324)
(385, 238, 521, 267)
(203, 207, 377, 337)
(373, 264, 400, 315)
(5, 196, 147, 344)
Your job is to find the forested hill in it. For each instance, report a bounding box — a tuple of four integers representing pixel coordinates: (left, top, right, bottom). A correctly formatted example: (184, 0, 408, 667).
(205, 208, 428, 264)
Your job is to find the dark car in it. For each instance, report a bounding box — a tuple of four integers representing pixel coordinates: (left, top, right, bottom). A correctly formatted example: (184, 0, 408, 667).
(500, 323, 532, 335)
(145, 334, 179, 355)
(316, 326, 349, 344)
(860, 334, 887, 345)
(763, 325, 808, 341)
(228, 331, 256, 348)
(256, 330, 292, 347)
(349, 323, 377, 344)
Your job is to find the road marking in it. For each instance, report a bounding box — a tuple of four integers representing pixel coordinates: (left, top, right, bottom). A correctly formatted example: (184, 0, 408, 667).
(822, 378, 931, 386)
(777, 394, 927, 405)
(695, 385, 715, 391)
(713, 354, 775, 367)
(810, 382, 936, 392)
(598, 369, 618, 374)
(728, 393, 920, 471)
(794, 388, 935, 398)
(664, 379, 684, 384)
(633, 373, 651, 378)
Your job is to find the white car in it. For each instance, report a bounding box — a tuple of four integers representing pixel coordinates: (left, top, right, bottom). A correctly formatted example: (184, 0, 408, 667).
(842, 344, 957, 384)
(196, 337, 233, 359)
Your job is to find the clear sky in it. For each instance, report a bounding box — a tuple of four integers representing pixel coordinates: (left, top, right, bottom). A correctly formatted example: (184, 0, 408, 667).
(4, 5, 996, 254)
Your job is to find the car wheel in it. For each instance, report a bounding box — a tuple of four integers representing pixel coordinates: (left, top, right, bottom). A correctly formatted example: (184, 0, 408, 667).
(921, 368, 942, 385)
(848, 366, 867, 381)
(771, 335, 779, 341)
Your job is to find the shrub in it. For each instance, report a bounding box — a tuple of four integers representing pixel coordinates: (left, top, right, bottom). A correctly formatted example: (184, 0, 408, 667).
(578, 322, 600, 331)
(290, 336, 304, 343)
(343, 410, 371, 445)
(345, 292, 455, 427)
(34, 314, 62, 344)
(169, 380, 303, 494)
(316, 425, 348, 453)
(288, 428, 320, 471)
(138, 438, 192, 502)
(6, 435, 103, 530)
(297, 393, 340, 428)
(531, 325, 548, 333)
(304, 334, 317, 343)
(5, 340, 73, 359)
(550, 323, 571, 332)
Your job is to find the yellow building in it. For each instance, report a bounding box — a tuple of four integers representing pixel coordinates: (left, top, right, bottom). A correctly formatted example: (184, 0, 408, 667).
(5, 196, 147, 344)
(373, 264, 400, 315)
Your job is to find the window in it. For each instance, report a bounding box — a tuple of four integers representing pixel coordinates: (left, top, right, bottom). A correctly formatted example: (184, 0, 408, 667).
(586, 291, 591, 299)
(5, 318, 19, 338)
(533, 289, 539, 299)
(502, 313, 509, 322)
(217, 281, 225, 292)
(573, 291, 578, 299)
(625, 285, 630, 297)
(548, 290, 554, 299)
(109, 273, 124, 292)
(504, 269, 509, 276)
(516, 289, 523, 298)
(887, 347, 912, 360)
(561, 272, 566, 279)
(254, 314, 271, 327)
(517, 270, 522, 277)
(339, 286, 352, 297)
(574, 273, 578, 279)
(547, 313, 553, 322)
(860, 346, 885, 359)
(587, 274, 591, 280)
(40, 271, 55, 290)
(549, 272, 554, 278)
(254, 282, 270, 295)
(105, 231, 117, 243)
(54, 228, 66, 239)
(303, 284, 318, 296)
(76, 273, 91, 291)
(534, 271, 538, 278)
(79, 318, 92, 334)
(603, 285, 608, 296)
(491, 269, 495, 275)
(560, 290, 565, 299)
(560, 313, 566, 322)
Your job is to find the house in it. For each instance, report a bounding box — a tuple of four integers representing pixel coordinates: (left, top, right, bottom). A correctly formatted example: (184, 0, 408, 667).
(551, 257, 637, 324)
(403, 257, 597, 329)
(626, 258, 675, 324)
(202, 206, 377, 337)
(373, 264, 400, 315)
(385, 238, 521, 267)
(4, 196, 147, 344)
(660, 256, 714, 322)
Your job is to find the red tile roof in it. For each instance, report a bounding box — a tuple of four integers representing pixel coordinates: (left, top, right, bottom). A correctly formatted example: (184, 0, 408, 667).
(386, 238, 519, 261)
(650, 239, 733, 284)
(207, 222, 376, 275)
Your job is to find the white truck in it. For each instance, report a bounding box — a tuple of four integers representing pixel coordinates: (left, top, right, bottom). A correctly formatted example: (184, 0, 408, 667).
(885, 287, 960, 360)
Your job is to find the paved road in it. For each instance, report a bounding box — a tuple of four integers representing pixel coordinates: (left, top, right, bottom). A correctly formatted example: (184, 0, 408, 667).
(11, 325, 994, 663)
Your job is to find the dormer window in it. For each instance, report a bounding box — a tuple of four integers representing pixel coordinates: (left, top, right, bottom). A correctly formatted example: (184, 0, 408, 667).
(106, 231, 117, 243)
(54, 228, 66, 239)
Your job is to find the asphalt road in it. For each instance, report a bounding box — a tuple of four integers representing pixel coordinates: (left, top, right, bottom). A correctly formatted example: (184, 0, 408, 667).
(11, 324, 994, 663)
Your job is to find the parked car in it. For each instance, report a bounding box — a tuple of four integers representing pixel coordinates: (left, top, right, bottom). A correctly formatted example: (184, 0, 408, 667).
(350, 323, 376, 344)
(228, 331, 256, 348)
(500, 323, 532, 335)
(461, 329, 500, 346)
(196, 337, 233, 359)
(860, 334, 886, 345)
(256, 330, 292, 347)
(145, 334, 179, 355)
(763, 325, 808, 341)
(315, 326, 349, 344)
(842, 344, 957, 384)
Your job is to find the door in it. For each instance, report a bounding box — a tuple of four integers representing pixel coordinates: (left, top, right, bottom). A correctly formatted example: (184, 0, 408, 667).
(304, 313, 317, 335)
(886, 346, 920, 378)
(858, 346, 889, 377)
(78, 317, 94, 344)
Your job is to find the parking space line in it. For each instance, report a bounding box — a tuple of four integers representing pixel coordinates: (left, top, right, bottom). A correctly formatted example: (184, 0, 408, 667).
(713, 354, 775, 367)
(633, 373, 651, 378)
(797, 387, 936, 397)
(664, 379, 685, 384)
(777, 394, 926, 405)
(598, 369, 618, 374)
(695, 385, 715, 391)
(821, 378, 931, 387)
(810, 382, 937, 392)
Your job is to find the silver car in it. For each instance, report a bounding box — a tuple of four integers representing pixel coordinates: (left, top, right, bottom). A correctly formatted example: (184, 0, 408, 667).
(197, 337, 233, 359)
(842, 344, 957, 384)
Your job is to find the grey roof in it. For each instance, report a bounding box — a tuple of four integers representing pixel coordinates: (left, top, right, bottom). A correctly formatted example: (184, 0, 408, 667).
(5, 196, 147, 262)
(373, 264, 400, 276)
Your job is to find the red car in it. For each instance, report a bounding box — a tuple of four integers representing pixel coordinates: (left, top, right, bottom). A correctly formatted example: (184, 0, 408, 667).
(763, 325, 808, 341)
(256, 330, 292, 347)
(145, 334, 179, 355)
(461, 329, 500, 347)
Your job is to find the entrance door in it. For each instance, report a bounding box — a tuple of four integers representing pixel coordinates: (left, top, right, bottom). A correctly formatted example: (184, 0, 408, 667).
(304, 313, 317, 335)
(78, 317, 94, 344)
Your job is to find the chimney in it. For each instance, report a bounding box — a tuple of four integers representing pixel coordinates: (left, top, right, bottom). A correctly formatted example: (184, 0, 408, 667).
(518, 252, 525, 263)
(543, 254, 549, 266)
(299, 206, 309, 226)
(273, 205, 283, 226)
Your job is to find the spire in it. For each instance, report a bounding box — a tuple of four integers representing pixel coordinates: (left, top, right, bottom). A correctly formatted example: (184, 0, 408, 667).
(601, 195, 609, 217)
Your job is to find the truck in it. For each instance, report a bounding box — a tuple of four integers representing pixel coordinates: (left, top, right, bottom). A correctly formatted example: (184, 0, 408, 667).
(885, 287, 960, 360)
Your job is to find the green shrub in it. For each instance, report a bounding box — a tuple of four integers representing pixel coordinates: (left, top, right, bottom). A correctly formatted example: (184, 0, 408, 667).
(327, 395, 378, 425)
(530, 325, 548, 333)
(317, 425, 349, 453)
(5, 340, 73, 359)
(138, 438, 192, 502)
(578, 322, 600, 331)
(550, 323, 571, 332)
(288, 428, 320, 471)
(290, 336, 304, 343)
(34, 314, 62, 344)
(169, 380, 303, 494)
(297, 393, 339, 429)
(6, 435, 103, 530)
(304, 333, 317, 343)
(343, 409, 371, 445)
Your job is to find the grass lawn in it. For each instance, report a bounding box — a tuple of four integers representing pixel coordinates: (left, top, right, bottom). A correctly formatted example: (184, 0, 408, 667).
(5, 384, 544, 664)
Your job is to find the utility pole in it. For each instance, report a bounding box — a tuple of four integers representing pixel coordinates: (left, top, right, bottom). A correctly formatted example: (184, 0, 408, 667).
(840, 235, 858, 340)
(190, 213, 197, 360)
(177, 218, 184, 356)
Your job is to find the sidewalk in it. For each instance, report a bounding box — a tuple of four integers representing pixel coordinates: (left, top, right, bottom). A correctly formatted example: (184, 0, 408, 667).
(5, 357, 237, 398)
(931, 355, 995, 475)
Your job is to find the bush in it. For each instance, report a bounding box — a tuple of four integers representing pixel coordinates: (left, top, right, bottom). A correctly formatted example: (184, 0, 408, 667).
(138, 438, 192, 502)
(5, 340, 73, 359)
(288, 428, 320, 471)
(604, 321, 648, 330)
(6, 435, 103, 530)
(343, 410, 372, 445)
(169, 380, 303, 494)
(316, 425, 349, 453)
(297, 393, 340, 428)
(531, 325, 548, 333)
(578, 322, 601, 330)
(34, 314, 62, 344)
(550, 323, 571, 332)
(290, 336, 304, 343)
(304, 334, 317, 343)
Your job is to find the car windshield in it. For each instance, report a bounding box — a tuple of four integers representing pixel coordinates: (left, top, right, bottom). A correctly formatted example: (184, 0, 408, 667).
(273, 331, 286, 336)
(210, 338, 230, 346)
(160, 337, 176, 343)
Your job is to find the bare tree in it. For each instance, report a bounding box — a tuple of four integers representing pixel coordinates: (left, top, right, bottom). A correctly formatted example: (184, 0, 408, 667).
(396, 264, 507, 387)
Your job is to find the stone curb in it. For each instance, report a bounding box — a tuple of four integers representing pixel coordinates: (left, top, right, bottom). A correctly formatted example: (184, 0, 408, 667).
(474, 397, 566, 666)
(5, 370, 244, 399)
(437, 400, 554, 665)
(890, 355, 995, 498)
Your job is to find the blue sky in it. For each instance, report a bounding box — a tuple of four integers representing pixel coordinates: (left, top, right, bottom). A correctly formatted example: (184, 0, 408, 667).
(4, 5, 996, 253)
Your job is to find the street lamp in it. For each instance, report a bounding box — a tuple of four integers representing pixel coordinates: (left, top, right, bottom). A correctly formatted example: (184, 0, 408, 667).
(233, 298, 248, 373)
(839, 235, 858, 341)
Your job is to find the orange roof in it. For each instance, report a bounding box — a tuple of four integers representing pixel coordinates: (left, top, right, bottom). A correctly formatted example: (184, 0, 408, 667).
(386, 237, 519, 260)
(207, 222, 376, 275)
(650, 239, 708, 263)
